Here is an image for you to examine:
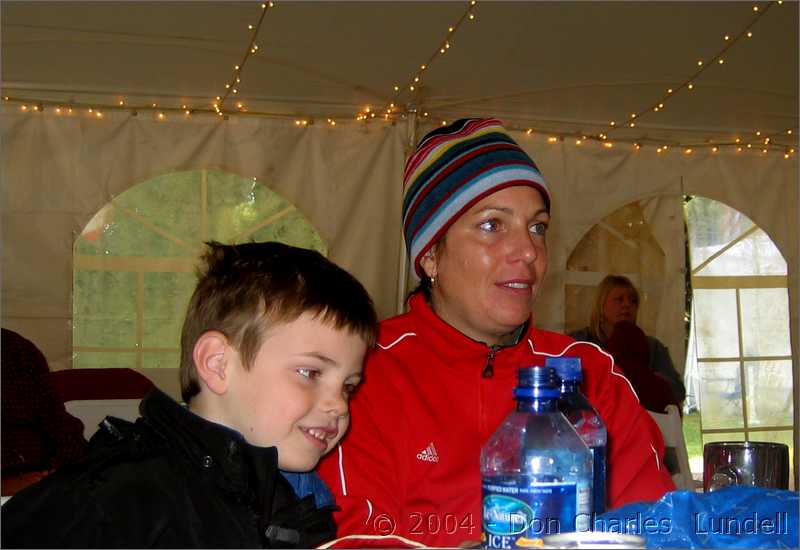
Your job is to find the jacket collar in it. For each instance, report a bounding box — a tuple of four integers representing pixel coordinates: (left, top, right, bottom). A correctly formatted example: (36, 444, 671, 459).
(140, 389, 278, 505)
(138, 389, 336, 547)
(406, 292, 532, 363)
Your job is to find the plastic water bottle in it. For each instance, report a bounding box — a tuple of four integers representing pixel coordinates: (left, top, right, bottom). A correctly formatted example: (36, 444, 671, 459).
(481, 366, 592, 549)
(547, 356, 607, 517)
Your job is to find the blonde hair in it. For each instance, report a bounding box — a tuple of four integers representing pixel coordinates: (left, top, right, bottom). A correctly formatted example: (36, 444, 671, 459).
(588, 275, 640, 344)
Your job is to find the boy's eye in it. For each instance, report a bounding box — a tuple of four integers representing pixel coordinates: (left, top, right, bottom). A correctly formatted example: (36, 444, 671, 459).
(530, 222, 548, 236)
(296, 368, 321, 380)
(478, 219, 500, 232)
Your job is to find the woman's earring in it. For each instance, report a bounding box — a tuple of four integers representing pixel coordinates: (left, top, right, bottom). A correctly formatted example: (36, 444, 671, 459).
(430, 275, 436, 287)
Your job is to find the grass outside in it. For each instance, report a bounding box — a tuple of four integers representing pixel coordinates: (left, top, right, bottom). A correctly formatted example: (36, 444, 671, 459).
(682, 411, 703, 474)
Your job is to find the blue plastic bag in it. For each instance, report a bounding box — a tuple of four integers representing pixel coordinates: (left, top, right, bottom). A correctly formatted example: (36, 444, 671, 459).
(595, 487, 798, 548)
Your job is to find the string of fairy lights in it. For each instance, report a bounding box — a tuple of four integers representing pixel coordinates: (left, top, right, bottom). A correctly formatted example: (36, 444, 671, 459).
(602, 1, 779, 137)
(355, 0, 479, 123)
(491, 123, 797, 160)
(416, 0, 796, 158)
(1, 2, 279, 122)
(212, 0, 275, 116)
(1, 0, 796, 159)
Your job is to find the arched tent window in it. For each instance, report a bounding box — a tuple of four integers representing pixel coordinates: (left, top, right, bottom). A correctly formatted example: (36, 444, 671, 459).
(565, 195, 795, 485)
(564, 195, 689, 477)
(684, 196, 794, 482)
(72, 169, 326, 378)
(564, 196, 685, 361)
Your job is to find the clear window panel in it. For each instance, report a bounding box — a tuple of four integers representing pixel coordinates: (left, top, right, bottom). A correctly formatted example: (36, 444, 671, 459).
(740, 289, 791, 357)
(250, 209, 327, 255)
(745, 360, 794, 427)
(695, 229, 787, 276)
(699, 362, 744, 430)
(143, 272, 195, 349)
(118, 171, 202, 247)
(76, 206, 191, 258)
(74, 170, 328, 384)
(142, 351, 180, 370)
(693, 290, 739, 358)
(685, 197, 754, 269)
(682, 411, 703, 473)
(702, 431, 746, 446)
(73, 271, 137, 347)
(207, 170, 294, 243)
(75, 204, 115, 256)
(73, 351, 138, 370)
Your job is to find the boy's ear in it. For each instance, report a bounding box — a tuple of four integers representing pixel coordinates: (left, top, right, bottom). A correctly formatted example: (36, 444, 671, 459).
(193, 331, 230, 396)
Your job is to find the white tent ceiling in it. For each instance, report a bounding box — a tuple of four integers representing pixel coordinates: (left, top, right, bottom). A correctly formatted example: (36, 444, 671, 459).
(2, 2, 798, 430)
(3, 1, 798, 147)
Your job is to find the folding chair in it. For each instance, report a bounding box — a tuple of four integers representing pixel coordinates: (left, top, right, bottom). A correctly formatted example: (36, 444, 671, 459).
(648, 404, 696, 491)
(49, 368, 154, 439)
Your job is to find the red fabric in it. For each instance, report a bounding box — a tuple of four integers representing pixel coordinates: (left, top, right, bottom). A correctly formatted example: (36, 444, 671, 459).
(317, 294, 674, 547)
(49, 368, 154, 402)
(321, 534, 425, 548)
(1, 329, 87, 477)
(605, 321, 681, 414)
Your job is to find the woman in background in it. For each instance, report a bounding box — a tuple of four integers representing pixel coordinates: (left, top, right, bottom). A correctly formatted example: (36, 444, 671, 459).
(570, 275, 686, 413)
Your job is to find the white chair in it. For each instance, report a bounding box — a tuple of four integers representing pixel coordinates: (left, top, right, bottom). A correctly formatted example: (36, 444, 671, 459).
(50, 368, 154, 439)
(648, 404, 695, 491)
(63, 399, 143, 439)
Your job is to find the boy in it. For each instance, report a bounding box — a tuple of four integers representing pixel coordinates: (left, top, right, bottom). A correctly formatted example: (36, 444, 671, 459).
(1, 241, 378, 548)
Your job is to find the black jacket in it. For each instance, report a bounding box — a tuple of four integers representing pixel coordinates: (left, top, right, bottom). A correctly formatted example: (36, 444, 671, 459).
(1, 389, 336, 548)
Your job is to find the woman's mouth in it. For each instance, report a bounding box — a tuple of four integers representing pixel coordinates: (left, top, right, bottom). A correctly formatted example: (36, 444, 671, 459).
(496, 280, 533, 295)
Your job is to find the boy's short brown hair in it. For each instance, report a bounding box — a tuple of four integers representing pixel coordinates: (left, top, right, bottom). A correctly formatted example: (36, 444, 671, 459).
(179, 241, 378, 403)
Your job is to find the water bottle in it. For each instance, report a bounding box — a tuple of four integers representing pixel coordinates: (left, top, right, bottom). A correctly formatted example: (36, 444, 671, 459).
(547, 356, 608, 517)
(481, 366, 592, 549)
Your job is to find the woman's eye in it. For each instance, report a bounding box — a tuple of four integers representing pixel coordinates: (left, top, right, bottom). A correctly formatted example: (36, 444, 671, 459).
(297, 368, 321, 380)
(343, 383, 359, 397)
(530, 222, 548, 236)
(478, 219, 500, 232)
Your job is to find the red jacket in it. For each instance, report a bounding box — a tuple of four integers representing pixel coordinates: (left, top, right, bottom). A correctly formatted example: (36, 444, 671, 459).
(318, 294, 675, 547)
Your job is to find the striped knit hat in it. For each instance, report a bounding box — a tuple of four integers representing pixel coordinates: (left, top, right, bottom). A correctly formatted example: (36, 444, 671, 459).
(402, 118, 550, 278)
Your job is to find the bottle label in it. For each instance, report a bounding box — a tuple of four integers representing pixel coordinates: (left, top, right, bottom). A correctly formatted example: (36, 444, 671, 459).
(482, 478, 591, 549)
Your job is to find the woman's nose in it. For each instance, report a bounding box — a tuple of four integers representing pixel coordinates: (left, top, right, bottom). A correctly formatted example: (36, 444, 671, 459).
(511, 227, 538, 263)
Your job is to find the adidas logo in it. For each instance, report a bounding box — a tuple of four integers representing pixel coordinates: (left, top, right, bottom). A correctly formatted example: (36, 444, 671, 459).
(416, 442, 440, 463)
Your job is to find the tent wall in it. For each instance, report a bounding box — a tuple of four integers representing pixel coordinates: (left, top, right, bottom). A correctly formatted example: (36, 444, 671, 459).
(1, 111, 406, 394)
(2, 111, 797, 407)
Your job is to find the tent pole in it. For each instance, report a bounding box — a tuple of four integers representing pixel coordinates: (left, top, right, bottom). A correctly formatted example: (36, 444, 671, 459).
(395, 111, 418, 315)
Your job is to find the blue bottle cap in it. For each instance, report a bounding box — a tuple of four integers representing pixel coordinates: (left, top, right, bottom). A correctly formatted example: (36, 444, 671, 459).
(515, 366, 561, 399)
(545, 356, 583, 382)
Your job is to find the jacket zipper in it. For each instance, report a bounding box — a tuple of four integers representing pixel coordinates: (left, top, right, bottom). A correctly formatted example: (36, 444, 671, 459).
(482, 346, 498, 378)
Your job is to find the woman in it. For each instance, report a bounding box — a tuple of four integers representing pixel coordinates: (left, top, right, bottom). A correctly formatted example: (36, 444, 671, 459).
(317, 119, 674, 547)
(570, 275, 686, 413)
